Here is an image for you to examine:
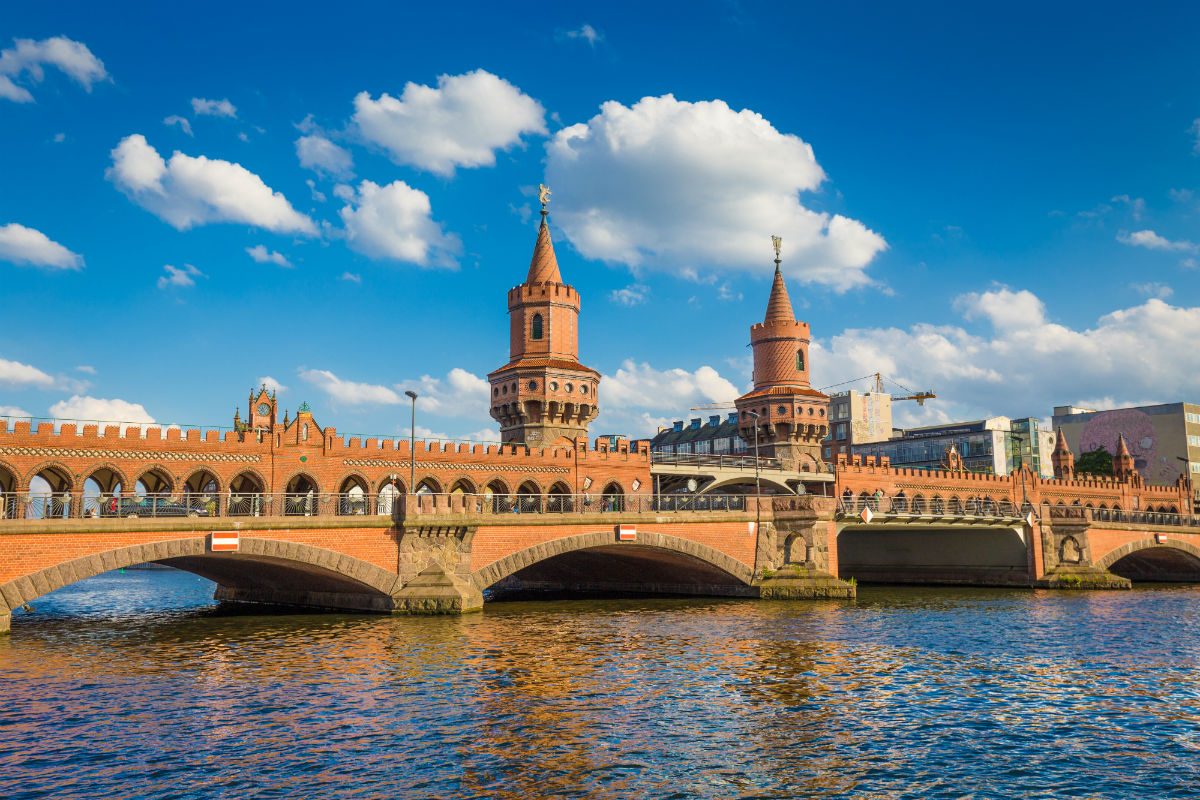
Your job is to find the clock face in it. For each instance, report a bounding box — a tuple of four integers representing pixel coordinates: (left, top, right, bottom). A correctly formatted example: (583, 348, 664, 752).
(257, 403, 271, 415)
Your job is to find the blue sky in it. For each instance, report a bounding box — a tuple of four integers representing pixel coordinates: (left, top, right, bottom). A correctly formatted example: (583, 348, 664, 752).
(2, 2, 1199, 440)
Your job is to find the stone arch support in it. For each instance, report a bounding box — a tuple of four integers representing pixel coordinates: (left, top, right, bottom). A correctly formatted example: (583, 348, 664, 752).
(470, 529, 755, 591)
(1095, 537, 1200, 571)
(0, 536, 403, 618)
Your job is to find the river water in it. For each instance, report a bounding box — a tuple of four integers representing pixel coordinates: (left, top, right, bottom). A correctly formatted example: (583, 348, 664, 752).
(3, 571, 1200, 799)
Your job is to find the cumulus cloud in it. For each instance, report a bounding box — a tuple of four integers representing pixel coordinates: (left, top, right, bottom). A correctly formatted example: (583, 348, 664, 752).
(812, 287, 1200, 427)
(0, 36, 107, 103)
(156, 263, 203, 289)
(163, 115, 193, 136)
(587, 360, 740, 437)
(256, 375, 286, 394)
(298, 369, 402, 405)
(610, 283, 649, 306)
(191, 97, 236, 118)
(353, 69, 546, 175)
(246, 244, 291, 267)
(107, 134, 316, 234)
(338, 179, 460, 266)
(48, 395, 154, 424)
(295, 133, 354, 179)
(396, 368, 491, 417)
(0, 223, 83, 269)
(0, 405, 32, 418)
(0, 357, 56, 389)
(405, 424, 501, 442)
(545, 94, 887, 291)
(1118, 229, 1197, 253)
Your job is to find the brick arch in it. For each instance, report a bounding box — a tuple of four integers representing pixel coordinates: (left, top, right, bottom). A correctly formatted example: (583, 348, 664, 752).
(22, 461, 75, 492)
(228, 468, 267, 493)
(470, 530, 755, 591)
(134, 465, 176, 494)
(703, 474, 795, 494)
(1095, 538, 1200, 571)
(337, 472, 370, 493)
(0, 536, 402, 617)
(81, 462, 132, 492)
(182, 467, 222, 494)
(280, 470, 319, 494)
(0, 460, 16, 492)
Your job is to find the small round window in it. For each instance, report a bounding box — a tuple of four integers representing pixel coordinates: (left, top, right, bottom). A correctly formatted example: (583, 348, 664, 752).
(807, 407, 814, 416)
(549, 381, 559, 391)
(580, 384, 589, 395)
(777, 405, 788, 415)
(501, 385, 508, 395)
(565, 383, 574, 393)
(528, 380, 538, 391)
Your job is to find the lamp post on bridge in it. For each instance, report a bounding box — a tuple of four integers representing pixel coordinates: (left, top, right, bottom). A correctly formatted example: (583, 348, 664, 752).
(405, 390, 418, 497)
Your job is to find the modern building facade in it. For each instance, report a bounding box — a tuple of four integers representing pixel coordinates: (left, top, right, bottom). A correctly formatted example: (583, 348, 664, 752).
(823, 389, 894, 462)
(853, 416, 1055, 476)
(1051, 402, 1200, 493)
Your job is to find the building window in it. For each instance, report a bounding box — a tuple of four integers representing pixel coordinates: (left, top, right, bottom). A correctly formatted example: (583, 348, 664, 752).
(1188, 435, 1200, 448)
(531, 314, 544, 340)
(835, 423, 847, 441)
(301, 422, 309, 441)
(796, 350, 805, 371)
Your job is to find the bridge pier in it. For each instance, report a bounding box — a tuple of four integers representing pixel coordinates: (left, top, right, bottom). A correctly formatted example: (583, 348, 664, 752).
(755, 501, 856, 599)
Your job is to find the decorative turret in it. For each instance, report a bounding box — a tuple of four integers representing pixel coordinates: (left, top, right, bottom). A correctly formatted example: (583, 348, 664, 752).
(1114, 434, 1138, 482)
(488, 185, 600, 447)
(733, 237, 829, 473)
(248, 384, 277, 433)
(1051, 428, 1075, 479)
(943, 444, 966, 472)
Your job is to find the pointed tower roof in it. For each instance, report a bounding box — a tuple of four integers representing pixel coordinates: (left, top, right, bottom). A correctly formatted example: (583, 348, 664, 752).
(1115, 434, 1132, 458)
(526, 214, 562, 285)
(1054, 427, 1070, 454)
(763, 264, 796, 325)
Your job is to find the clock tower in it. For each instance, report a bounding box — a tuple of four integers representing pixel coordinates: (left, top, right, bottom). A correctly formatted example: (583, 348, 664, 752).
(248, 384, 278, 433)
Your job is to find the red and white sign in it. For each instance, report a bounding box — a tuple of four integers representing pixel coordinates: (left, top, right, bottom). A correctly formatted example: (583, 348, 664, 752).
(1156, 533, 1169, 544)
(210, 531, 240, 552)
(617, 524, 637, 542)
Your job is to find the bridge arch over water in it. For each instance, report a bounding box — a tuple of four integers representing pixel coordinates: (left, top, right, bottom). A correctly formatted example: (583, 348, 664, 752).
(0, 536, 403, 629)
(1097, 538, 1200, 583)
(472, 530, 756, 599)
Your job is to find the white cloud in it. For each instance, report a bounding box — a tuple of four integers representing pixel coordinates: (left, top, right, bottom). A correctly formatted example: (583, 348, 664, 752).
(396, 368, 491, 417)
(0, 36, 107, 103)
(0, 223, 83, 269)
(157, 263, 203, 289)
(107, 134, 316, 234)
(813, 287, 1200, 428)
(163, 115, 193, 136)
(75, 365, 97, 375)
(246, 244, 292, 267)
(404, 425, 501, 443)
(48, 395, 154, 424)
(0, 405, 31, 418)
(353, 69, 546, 176)
(610, 283, 649, 306)
(298, 368, 402, 405)
(1118, 229, 1197, 252)
(563, 24, 603, 47)
(338, 179, 460, 266)
(256, 375, 286, 394)
(340, 271, 362, 284)
(191, 97, 237, 118)
(603, 360, 739, 413)
(545, 94, 887, 291)
(306, 178, 326, 202)
(0, 357, 56, 388)
(295, 133, 354, 179)
(52, 132, 65, 143)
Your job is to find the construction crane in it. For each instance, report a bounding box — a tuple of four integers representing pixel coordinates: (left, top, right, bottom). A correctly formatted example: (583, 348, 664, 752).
(690, 372, 935, 411)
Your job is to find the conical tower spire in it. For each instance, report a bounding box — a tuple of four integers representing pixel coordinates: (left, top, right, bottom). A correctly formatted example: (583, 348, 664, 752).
(1052, 428, 1075, 479)
(525, 185, 562, 285)
(1114, 433, 1137, 481)
(763, 237, 795, 324)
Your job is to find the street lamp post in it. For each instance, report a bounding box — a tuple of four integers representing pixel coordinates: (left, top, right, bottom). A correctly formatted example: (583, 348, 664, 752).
(747, 411, 762, 533)
(405, 390, 418, 496)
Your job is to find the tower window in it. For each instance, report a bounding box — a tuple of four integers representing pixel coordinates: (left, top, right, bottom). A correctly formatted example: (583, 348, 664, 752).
(302, 423, 309, 441)
(532, 314, 544, 340)
(796, 350, 805, 371)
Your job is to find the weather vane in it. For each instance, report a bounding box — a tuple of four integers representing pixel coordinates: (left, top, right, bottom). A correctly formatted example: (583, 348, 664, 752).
(538, 183, 552, 212)
(771, 235, 782, 264)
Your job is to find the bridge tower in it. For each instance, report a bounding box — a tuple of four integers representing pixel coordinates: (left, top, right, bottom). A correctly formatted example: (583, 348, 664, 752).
(488, 186, 600, 447)
(734, 239, 829, 472)
(1051, 428, 1075, 479)
(1114, 434, 1139, 483)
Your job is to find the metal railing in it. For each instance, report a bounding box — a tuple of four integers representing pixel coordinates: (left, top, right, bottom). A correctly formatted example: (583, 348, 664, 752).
(400, 492, 759, 517)
(1090, 507, 1200, 528)
(838, 496, 1022, 520)
(0, 491, 404, 521)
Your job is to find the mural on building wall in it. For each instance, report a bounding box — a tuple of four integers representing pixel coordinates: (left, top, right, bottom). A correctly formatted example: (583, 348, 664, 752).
(1079, 409, 1176, 484)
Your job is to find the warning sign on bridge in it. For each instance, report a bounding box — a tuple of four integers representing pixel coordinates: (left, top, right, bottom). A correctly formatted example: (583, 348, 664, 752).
(210, 531, 240, 552)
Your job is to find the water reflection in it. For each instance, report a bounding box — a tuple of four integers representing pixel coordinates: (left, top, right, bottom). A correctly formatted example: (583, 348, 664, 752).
(2, 573, 1200, 798)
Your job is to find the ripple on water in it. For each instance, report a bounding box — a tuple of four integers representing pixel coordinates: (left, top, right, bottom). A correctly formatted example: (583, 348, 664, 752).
(3, 574, 1200, 798)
